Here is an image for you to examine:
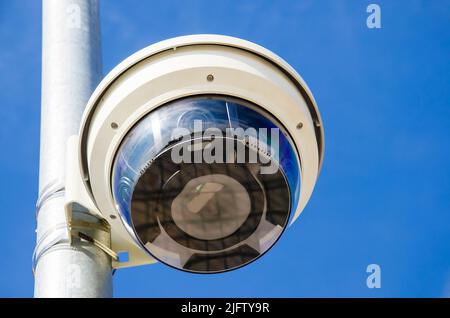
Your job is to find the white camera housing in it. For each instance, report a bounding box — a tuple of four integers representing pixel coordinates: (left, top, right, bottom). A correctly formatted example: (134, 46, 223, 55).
(65, 34, 324, 270)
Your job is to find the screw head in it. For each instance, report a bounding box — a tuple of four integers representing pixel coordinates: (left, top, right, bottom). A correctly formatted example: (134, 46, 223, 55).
(296, 122, 303, 129)
(206, 74, 214, 82)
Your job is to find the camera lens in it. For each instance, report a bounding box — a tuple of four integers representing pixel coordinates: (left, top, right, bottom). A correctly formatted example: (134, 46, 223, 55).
(171, 173, 251, 241)
(112, 96, 301, 273)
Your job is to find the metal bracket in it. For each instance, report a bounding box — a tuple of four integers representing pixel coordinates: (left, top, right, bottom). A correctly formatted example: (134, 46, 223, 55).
(69, 220, 118, 261)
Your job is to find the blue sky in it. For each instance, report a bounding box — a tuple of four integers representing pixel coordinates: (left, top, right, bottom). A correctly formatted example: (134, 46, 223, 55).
(1, 0, 450, 297)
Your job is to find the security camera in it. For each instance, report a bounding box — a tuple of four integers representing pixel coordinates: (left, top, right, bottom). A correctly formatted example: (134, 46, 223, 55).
(64, 35, 324, 273)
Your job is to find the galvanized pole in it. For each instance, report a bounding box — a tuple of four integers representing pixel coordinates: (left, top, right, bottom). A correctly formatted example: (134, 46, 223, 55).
(35, 0, 112, 297)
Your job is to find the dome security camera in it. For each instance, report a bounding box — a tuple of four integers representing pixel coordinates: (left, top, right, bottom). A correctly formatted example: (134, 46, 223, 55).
(64, 35, 324, 273)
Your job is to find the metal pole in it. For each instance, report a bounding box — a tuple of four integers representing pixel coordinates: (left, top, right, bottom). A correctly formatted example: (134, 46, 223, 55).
(35, 0, 112, 297)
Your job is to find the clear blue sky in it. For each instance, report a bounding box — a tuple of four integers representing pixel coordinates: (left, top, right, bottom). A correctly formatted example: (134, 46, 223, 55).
(1, 0, 449, 297)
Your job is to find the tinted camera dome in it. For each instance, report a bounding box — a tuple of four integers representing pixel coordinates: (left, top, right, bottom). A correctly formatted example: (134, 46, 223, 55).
(112, 95, 301, 273)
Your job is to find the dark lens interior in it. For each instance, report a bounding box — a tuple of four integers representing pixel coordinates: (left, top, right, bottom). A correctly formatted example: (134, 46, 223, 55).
(131, 137, 290, 272)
